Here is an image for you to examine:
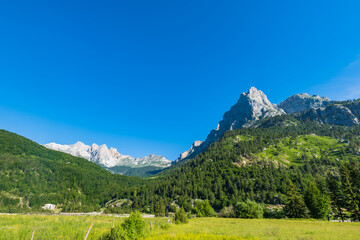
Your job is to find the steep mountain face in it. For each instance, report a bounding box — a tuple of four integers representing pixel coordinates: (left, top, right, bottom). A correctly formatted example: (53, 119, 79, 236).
(177, 87, 285, 161)
(298, 101, 360, 126)
(178, 141, 203, 160)
(280, 93, 332, 114)
(44, 142, 171, 171)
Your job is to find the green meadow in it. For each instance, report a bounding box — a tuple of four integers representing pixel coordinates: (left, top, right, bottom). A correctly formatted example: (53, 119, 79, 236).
(1, 215, 359, 240)
(257, 135, 349, 166)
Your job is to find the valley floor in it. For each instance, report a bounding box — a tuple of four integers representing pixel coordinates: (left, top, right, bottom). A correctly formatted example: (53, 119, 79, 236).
(0, 215, 359, 240)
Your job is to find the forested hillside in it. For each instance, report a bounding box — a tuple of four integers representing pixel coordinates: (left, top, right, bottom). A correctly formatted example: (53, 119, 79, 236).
(123, 116, 360, 220)
(1, 115, 360, 220)
(0, 130, 143, 213)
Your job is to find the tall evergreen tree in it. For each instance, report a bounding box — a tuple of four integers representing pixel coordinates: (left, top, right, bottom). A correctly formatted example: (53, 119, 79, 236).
(326, 173, 345, 221)
(285, 184, 307, 218)
(341, 162, 360, 221)
(304, 181, 330, 219)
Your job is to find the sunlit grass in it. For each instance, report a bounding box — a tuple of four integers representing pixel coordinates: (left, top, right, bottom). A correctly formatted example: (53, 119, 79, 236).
(145, 218, 360, 240)
(1, 215, 359, 240)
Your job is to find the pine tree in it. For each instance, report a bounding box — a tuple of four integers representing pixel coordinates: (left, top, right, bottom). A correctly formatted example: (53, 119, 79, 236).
(326, 173, 345, 221)
(341, 163, 360, 221)
(285, 184, 307, 218)
(304, 181, 330, 219)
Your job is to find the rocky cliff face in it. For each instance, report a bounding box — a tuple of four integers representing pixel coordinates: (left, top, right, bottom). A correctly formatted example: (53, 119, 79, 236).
(177, 87, 285, 161)
(44, 142, 171, 169)
(280, 93, 332, 114)
(298, 101, 360, 126)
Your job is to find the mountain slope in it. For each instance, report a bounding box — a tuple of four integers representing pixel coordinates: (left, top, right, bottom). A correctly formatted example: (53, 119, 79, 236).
(176, 88, 358, 164)
(0, 129, 142, 212)
(44, 142, 171, 176)
(132, 118, 360, 212)
(177, 87, 285, 161)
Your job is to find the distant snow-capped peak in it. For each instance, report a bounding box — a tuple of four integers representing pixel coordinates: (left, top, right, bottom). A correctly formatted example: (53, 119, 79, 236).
(44, 142, 171, 168)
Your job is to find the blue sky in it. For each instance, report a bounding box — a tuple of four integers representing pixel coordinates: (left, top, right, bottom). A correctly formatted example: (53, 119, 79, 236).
(1, 1, 360, 160)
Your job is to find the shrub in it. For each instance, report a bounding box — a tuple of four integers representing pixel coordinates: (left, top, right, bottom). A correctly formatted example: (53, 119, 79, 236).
(122, 211, 146, 239)
(102, 226, 128, 240)
(219, 206, 235, 218)
(234, 199, 264, 219)
(168, 204, 177, 213)
(175, 208, 188, 224)
(193, 200, 216, 217)
(101, 211, 146, 240)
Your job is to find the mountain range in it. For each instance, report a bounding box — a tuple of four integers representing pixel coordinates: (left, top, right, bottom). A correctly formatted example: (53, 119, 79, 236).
(44, 87, 360, 175)
(177, 87, 359, 162)
(1, 86, 360, 217)
(44, 142, 171, 176)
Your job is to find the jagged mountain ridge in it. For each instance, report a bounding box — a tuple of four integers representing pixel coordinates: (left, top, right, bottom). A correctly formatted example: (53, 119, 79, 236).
(177, 87, 360, 163)
(44, 142, 172, 170)
(298, 100, 360, 126)
(280, 93, 332, 114)
(177, 87, 285, 161)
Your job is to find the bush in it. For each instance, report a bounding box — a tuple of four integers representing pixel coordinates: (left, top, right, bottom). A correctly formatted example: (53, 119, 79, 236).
(102, 226, 128, 240)
(219, 206, 235, 218)
(122, 211, 146, 239)
(234, 199, 264, 219)
(193, 200, 216, 217)
(101, 211, 146, 240)
(168, 204, 177, 213)
(175, 208, 188, 224)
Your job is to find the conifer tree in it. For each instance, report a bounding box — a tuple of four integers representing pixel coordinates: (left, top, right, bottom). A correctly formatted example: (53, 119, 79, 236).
(285, 184, 307, 218)
(341, 162, 360, 221)
(326, 173, 345, 221)
(304, 181, 330, 219)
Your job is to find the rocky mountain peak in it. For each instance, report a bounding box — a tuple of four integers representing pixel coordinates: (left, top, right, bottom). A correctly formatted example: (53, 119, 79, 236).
(177, 87, 284, 161)
(280, 93, 332, 114)
(44, 142, 171, 170)
(298, 101, 360, 126)
(74, 141, 86, 147)
(245, 86, 272, 106)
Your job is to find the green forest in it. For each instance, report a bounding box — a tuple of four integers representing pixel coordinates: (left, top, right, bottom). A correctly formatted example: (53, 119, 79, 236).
(1, 115, 360, 221)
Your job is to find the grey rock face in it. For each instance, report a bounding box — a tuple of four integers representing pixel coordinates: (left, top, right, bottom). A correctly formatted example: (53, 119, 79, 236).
(177, 141, 204, 161)
(280, 93, 332, 114)
(177, 87, 285, 161)
(298, 102, 360, 126)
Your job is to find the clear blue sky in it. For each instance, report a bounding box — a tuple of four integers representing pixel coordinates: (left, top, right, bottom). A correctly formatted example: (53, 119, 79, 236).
(1, 1, 360, 160)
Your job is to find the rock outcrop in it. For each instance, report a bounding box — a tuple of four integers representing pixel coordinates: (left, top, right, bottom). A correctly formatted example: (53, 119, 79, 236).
(177, 87, 285, 161)
(298, 101, 360, 126)
(44, 142, 171, 169)
(280, 93, 332, 114)
(178, 141, 204, 160)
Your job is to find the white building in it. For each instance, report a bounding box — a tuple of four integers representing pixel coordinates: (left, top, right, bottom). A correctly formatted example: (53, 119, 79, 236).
(42, 204, 56, 210)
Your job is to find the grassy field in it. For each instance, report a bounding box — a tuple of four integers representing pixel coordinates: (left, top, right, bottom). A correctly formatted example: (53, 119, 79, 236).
(1, 215, 360, 240)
